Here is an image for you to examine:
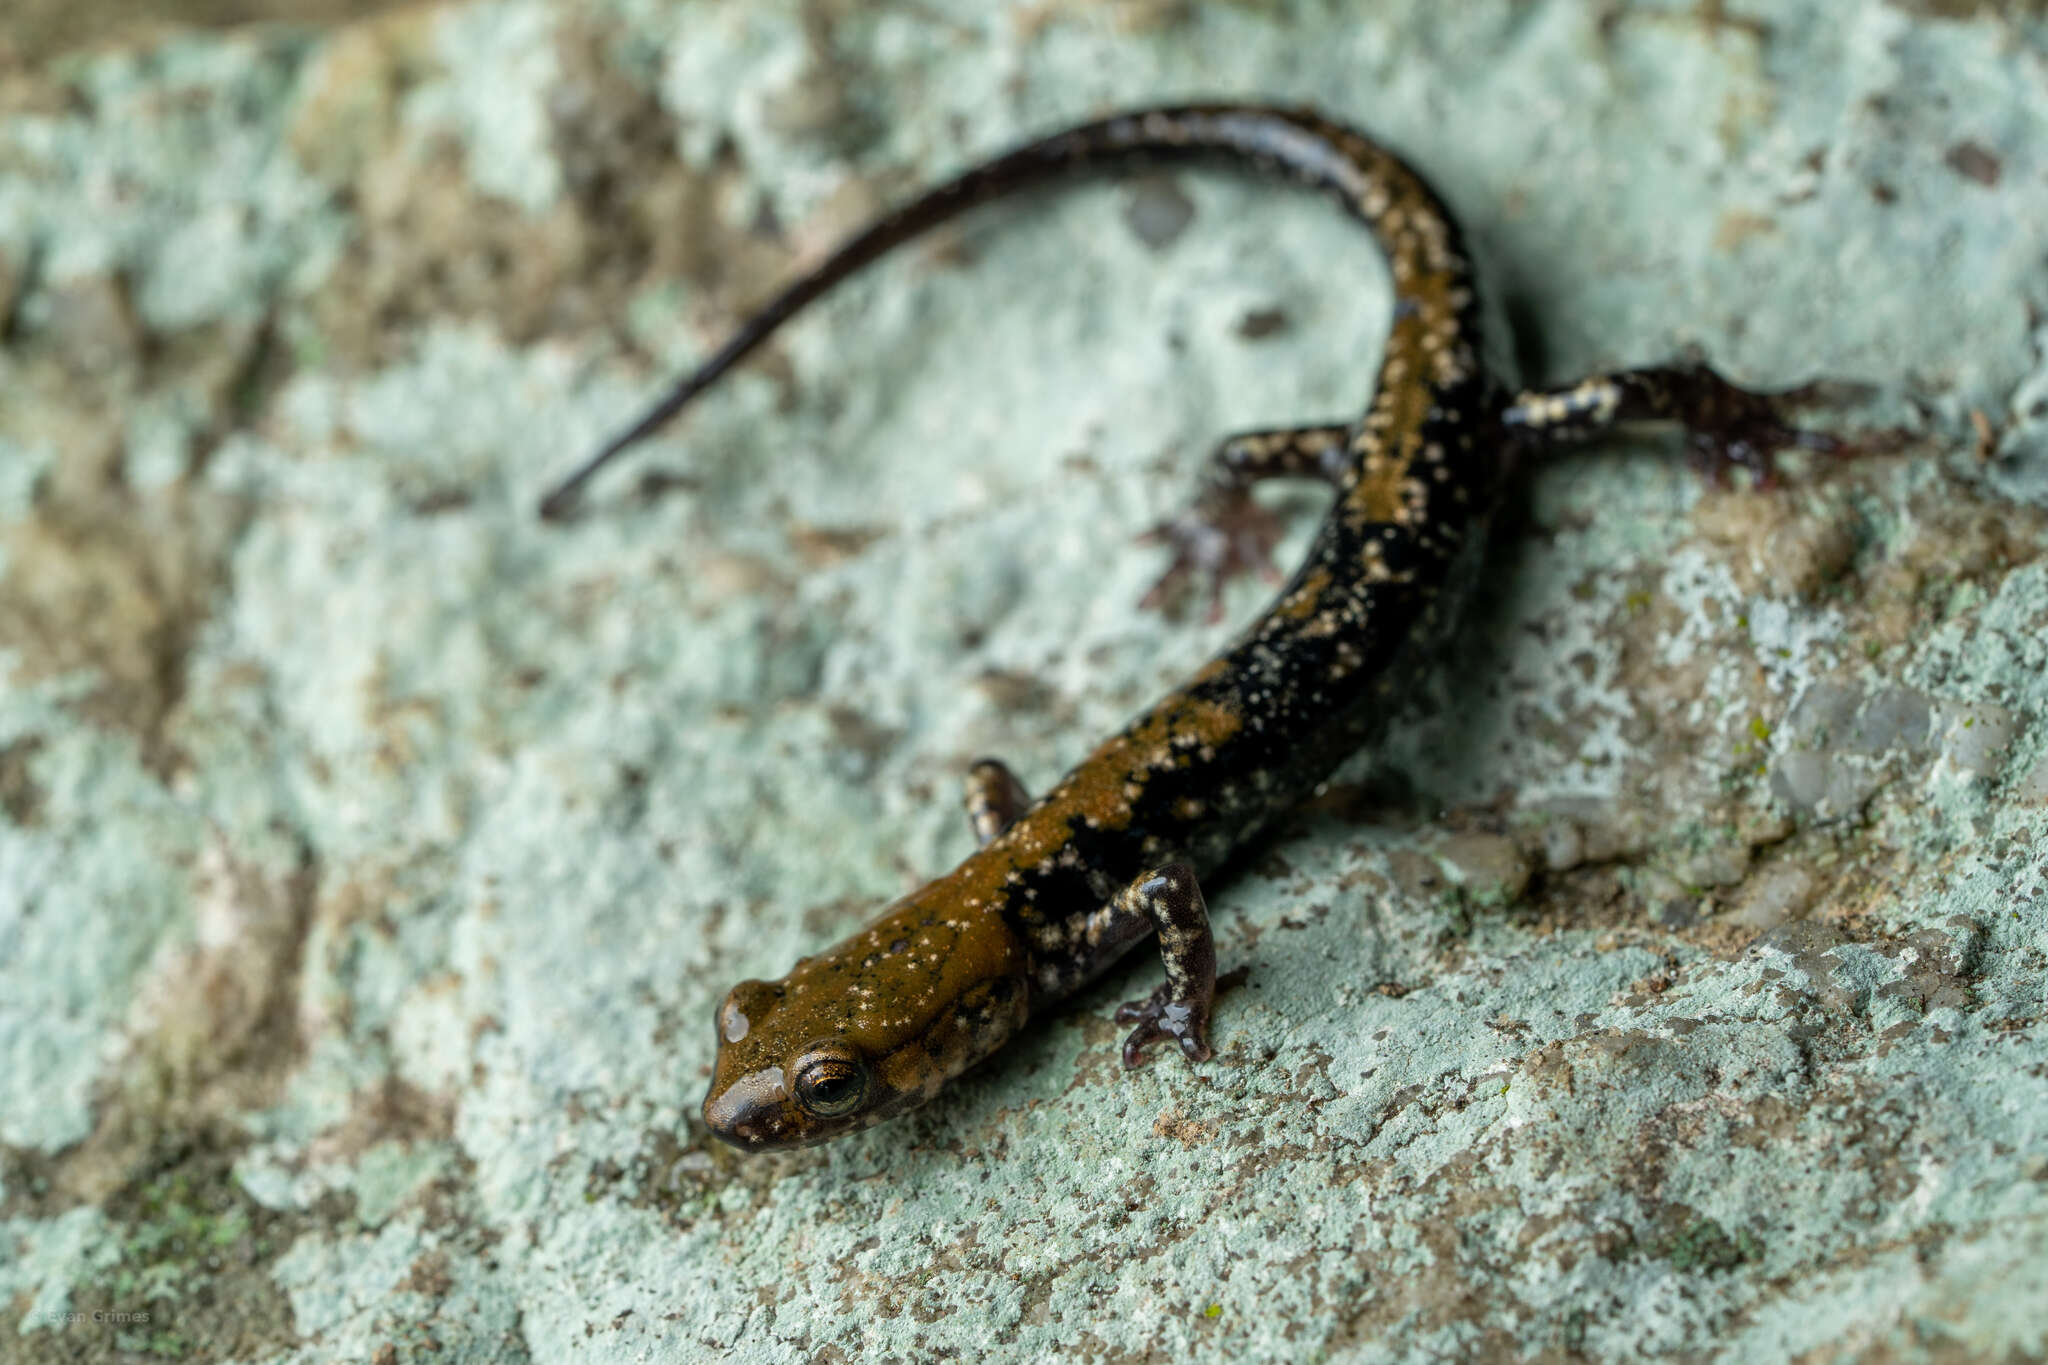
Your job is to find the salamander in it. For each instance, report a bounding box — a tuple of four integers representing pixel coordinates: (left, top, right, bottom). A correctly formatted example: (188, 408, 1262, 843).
(539, 104, 1841, 1152)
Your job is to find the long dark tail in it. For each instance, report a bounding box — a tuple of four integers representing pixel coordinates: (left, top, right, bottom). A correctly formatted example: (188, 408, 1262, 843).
(538, 104, 1458, 519)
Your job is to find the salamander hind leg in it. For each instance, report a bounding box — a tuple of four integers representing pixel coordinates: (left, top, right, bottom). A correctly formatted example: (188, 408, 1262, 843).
(963, 758, 1032, 846)
(1502, 364, 1869, 488)
(1141, 422, 1352, 621)
(1105, 862, 1220, 1067)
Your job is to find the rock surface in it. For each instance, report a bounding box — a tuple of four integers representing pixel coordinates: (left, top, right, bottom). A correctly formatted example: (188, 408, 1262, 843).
(2, 2, 2047, 1361)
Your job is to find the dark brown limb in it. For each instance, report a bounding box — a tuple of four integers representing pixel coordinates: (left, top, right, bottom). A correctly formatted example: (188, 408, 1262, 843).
(962, 758, 1032, 846)
(1101, 862, 1219, 1067)
(1500, 365, 1872, 487)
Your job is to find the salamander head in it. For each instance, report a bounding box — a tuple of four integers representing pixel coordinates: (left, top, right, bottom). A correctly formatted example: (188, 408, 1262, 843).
(700, 892, 1030, 1152)
(700, 977, 894, 1150)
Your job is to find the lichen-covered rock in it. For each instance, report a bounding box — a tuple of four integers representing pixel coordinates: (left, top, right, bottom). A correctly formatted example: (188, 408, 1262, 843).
(3, 3, 2047, 1363)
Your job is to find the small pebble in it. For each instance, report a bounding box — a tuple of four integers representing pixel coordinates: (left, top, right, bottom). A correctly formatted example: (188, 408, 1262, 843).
(1937, 702, 2018, 781)
(1724, 863, 1818, 932)
(1437, 832, 1531, 904)
(1539, 819, 1585, 874)
(1123, 176, 1196, 249)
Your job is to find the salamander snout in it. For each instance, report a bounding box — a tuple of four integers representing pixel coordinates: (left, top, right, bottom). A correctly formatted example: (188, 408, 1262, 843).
(701, 1040, 878, 1150)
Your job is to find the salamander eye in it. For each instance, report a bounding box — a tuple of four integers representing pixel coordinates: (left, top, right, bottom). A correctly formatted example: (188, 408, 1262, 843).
(792, 1052, 870, 1118)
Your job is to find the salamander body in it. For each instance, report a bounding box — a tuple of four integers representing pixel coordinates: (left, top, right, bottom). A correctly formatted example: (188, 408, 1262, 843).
(541, 105, 1836, 1151)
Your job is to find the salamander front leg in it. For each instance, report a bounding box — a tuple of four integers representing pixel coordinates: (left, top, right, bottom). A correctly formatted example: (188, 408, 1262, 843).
(1142, 422, 1351, 621)
(963, 758, 1031, 845)
(1502, 365, 1866, 487)
(1105, 862, 1219, 1067)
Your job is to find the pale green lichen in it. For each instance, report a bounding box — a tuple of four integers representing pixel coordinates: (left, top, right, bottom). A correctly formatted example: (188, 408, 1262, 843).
(3, 2, 2048, 1363)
